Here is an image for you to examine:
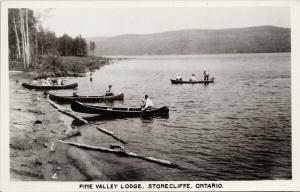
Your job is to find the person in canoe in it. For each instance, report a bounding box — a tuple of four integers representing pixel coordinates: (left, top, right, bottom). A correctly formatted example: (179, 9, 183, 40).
(51, 76, 58, 85)
(90, 72, 93, 82)
(73, 87, 79, 97)
(190, 74, 196, 81)
(203, 70, 209, 81)
(176, 74, 182, 81)
(57, 78, 65, 85)
(142, 95, 154, 111)
(41, 78, 52, 86)
(105, 85, 114, 96)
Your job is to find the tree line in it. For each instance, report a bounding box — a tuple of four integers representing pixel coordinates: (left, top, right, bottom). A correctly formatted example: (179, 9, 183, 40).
(8, 8, 96, 69)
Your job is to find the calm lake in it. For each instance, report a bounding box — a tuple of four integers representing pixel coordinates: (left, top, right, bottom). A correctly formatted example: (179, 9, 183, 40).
(60, 53, 291, 180)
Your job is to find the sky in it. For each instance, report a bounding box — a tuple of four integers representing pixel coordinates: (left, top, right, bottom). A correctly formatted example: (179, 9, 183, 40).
(33, 7, 290, 38)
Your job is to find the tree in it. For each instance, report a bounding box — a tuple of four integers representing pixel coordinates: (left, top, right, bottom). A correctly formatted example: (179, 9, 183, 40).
(8, 8, 37, 67)
(37, 27, 58, 55)
(57, 34, 74, 56)
(72, 35, 88, 57)
(89, 41, 96, 56)
(9, 9, 91, 70)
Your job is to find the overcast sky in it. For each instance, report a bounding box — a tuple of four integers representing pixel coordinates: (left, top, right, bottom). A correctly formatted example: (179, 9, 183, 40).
(33, 7, 290, 38)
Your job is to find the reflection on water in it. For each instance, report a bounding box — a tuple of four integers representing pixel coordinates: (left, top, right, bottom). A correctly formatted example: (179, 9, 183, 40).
(56, 53, 291, 180)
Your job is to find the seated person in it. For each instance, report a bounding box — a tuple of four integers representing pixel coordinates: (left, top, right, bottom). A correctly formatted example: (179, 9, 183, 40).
(191, 74, 196, 81)
(51, 78, 58, 85)
(73, 87, 79, 97)
(176, 74, 182, 81)
(105, 85, 114, 96)
(41, 78, 51, 86)
(142, 95, 154, 111)
(46, 77, 52, 86)
(57, 78, 63, 85)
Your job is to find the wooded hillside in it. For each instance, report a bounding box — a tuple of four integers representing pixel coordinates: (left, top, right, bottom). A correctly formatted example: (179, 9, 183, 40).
(90, 26, 290, 56)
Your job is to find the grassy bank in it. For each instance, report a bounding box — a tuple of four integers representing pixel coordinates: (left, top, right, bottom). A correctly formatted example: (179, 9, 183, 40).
(9, 54, 112, 79)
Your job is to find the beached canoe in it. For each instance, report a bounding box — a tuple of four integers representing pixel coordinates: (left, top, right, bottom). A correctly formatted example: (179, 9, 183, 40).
(49, 93, 124, 102)
(71, 101, 169, 117)
(170, 78, 215, 84)
(22, 82, 78, 90)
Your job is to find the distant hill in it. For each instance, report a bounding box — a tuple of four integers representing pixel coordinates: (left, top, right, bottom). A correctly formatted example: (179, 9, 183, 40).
(86, 36, 108, 43)
(88, 26, 290, 56)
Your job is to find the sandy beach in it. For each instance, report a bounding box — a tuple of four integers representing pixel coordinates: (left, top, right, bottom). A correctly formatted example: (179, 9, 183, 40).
(9, 71, 88, 181)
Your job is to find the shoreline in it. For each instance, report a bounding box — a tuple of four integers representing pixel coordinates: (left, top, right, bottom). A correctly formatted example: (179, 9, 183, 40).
(9, 56, 113, 79)
(9, 72, 86, 181)
(9, 55, 120, 181)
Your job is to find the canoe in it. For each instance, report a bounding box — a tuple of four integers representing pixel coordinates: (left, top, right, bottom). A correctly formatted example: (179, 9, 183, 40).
(71, 101, 169, 117)
(49, 93, 124, 102)
(22, 82, 78, 90)
(170, 78, 215, 84)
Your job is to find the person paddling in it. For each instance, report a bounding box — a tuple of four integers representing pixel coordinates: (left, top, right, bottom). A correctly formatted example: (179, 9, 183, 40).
(142, 95, 154, 111)
(105, 85, 114, 96)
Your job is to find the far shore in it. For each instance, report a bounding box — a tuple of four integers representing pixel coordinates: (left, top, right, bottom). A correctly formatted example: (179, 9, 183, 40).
(102, 51, 290, 58)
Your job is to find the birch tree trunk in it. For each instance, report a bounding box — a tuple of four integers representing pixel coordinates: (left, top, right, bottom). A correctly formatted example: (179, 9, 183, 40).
(35, 31, 38, 56)
(19, 9, 31, 68)
(25, 9, 31, 66)
(19, 9, 26, 68)
(13, 16, 21, 60)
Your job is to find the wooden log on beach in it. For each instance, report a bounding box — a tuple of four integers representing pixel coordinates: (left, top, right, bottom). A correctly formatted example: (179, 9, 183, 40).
(47, 99, 127, 144)
(58, 140, 182, 169)
(48, 99, 88, 123)
(60, 129, 81, 140)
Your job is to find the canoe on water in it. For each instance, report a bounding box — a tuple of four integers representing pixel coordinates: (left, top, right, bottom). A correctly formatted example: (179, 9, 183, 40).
(71, 101, 169, 117)
(170, 78, 215, 84)
(49, 93, 124, 103)
(22, 82, 78, 90)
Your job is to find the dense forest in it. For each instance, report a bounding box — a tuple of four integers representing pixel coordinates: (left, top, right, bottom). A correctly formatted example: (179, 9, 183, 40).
(8, 8, 97, 71)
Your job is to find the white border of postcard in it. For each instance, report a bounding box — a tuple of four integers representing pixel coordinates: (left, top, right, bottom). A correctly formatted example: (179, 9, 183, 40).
(1, 0, 300, 191)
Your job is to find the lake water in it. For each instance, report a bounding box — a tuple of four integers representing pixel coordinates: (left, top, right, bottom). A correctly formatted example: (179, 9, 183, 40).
(60, 53, 291, 180)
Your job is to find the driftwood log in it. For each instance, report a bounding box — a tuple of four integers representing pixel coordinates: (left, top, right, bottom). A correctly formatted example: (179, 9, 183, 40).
(58, 140, 182, 169)
(48, 99, 127, 144)
(60, 128, 81, 140)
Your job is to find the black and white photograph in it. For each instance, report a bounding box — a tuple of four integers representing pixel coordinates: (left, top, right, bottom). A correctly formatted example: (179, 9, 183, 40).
(1, 1, 299, 191)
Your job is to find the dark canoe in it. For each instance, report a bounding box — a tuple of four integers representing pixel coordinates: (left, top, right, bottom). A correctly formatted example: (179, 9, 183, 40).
(71, 101, 169, 117)
(22, 82, 78, 90)
(170, 78, 215, 84)
(49, 93, 124, 102)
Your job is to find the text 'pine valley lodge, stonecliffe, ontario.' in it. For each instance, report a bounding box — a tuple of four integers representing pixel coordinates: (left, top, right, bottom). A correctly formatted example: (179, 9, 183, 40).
(79, 183, 224, 190)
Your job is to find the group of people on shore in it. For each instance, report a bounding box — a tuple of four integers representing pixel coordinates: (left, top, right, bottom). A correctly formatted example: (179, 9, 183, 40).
(176, 70, 210, 81)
